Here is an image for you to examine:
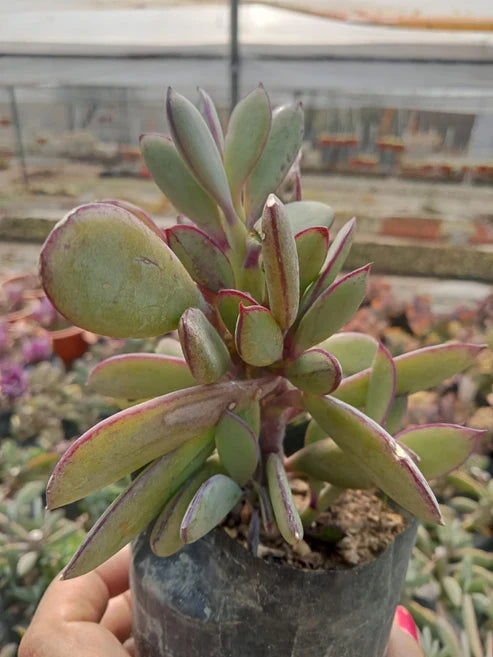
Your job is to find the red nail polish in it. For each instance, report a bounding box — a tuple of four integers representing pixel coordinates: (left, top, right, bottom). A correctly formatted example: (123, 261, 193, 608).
(395, 605, 419, 642)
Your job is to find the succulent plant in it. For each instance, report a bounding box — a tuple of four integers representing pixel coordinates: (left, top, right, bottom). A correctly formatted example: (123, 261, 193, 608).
(38, 85, 486, 578)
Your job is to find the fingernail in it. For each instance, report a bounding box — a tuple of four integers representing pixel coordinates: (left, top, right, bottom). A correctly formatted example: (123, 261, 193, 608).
(395, 605, 419, 642)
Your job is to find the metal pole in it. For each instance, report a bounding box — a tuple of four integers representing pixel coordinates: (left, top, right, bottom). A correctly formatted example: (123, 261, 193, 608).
(8, 86, 29, 190)
(230, 0, 239, 111)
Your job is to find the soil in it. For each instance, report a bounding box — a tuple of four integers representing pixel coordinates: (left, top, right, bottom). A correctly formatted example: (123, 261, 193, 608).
(224, 487, 406, 571)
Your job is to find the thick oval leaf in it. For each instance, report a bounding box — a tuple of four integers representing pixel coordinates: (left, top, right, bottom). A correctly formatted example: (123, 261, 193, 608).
(235, 304, 283, 366)
(224, 85, 271, 205)
(285, 201, 335, 234)
(87, 353, 195, 399)
(246, 102, 304, 226)
(366, 342, 396, 425)
(302, 217, 356, 310)
(286, 438, 373, 489)
(215, 411, 259, 485)
(318, 332, 378, 376)
(167, 225, 235, 292)
(262, 195, 299, 330)
(47, 377, 277, 508)
(180, 474, 242, 543)
(166, 88, 236, 224)
(140, 133, 225, 245)
(216, 288, 257, 335)
(285, 349, 342, 395)
(303, 393, 443, 523)
(237, 400, 261, 436)
(295, 226, 329, 293)
(396, 424, 482, 480)
(333, 343, 485, 407)
(100, 199, 165, 241)
(151, 461, 218, 557)
(198, 87, 224, 155)
(179, 307, 232, 384)
(293, 264, 371, 354)
(155, 336, 184, 357)
(62, 432, 214, 578)
(40, 203, 199, 338)
(266, 452, 303, 545)
(385, 395, 408, 435)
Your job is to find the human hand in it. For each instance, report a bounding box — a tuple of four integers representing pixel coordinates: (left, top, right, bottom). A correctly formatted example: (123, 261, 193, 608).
(19, 545, 134, 657)
(387, 606, 424, 657)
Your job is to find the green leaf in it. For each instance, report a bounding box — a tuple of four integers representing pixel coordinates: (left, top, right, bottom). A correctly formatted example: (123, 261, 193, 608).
(140, 133, 225, 245)
(302, 217, 356, 310)
(100, 199, 165, 241)
(318, 332, 378, 376)
(285, 349, 342, 394)
(62, 432, 214, 577)
(303, 393, 443, 523)
(215, 411, 259, 485)
(366, 342, 396, 425)
(47, 377, 277, 508)
(224, 84, 271, 206)
(286, 437, 373, 489)
(180, 474, 242, 543)
(293, 264, 371, 354)
(237, 400, 261, 436)
(166, 88, 236, 224)
(155, 336, 184, 357)
(333, 343, 485, 407)
(87, 353, 195, 399)
(246, 102, 304, 226)
(396, 424, 482, 480)
(295, 226, 329, 294)
(40, 202, 200, 338)
(261, 194, 299, 330)
(150, 461, 218, 557)
(266, 452, 303, 545)
(198, 87, 224, 155)
(216, 288, 257, 335)
(235, 304, 284, 366)
(285, 200, 335, 234)
(167, 225, 235, 292)
(385, 396, 408, 435)
(304, 418, 327, 445)
(179, 307, 232, 384)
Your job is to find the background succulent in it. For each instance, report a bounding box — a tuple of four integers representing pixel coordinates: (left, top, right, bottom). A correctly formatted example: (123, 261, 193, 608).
(38, 85, 486, 578)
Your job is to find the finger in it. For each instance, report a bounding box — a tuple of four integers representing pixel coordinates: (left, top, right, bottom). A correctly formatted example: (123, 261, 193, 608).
(101, 590, 132, 642)
(123, 638, 136, 657)
(31, 545, 131, 626)
(386, 624, 424, 657)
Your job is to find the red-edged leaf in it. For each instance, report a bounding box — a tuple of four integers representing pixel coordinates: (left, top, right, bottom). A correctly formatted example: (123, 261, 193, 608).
(87, 353, 195, 399)
(235, 304, 284, 366)
(216, 288, 257, 335)
(396, 424, 483, 479)
(366, 342, 396, 426)
(285, 349, 342, 395)
(167, 225, 235, 292)
(47, 377, 278, 508)
(295, 226, 329, 293)
(261, 195, 299, 330)
(303, 393, 443, 523)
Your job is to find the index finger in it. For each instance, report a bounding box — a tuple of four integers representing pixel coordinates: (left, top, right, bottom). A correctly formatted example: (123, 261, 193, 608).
(31, 544, 131, 625)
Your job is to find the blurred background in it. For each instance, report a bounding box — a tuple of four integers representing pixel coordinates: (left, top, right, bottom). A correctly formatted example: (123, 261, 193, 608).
(0, 0, 493, 280)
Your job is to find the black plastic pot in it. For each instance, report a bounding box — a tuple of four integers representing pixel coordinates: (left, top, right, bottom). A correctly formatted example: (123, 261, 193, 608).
(131, 516, 418, 657)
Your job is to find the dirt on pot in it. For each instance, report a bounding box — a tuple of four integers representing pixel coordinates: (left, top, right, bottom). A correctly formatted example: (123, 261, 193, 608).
(225, 487, 406, 571)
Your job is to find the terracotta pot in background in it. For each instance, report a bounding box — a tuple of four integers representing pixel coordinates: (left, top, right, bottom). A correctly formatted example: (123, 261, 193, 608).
(48, 327, 97, 366)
